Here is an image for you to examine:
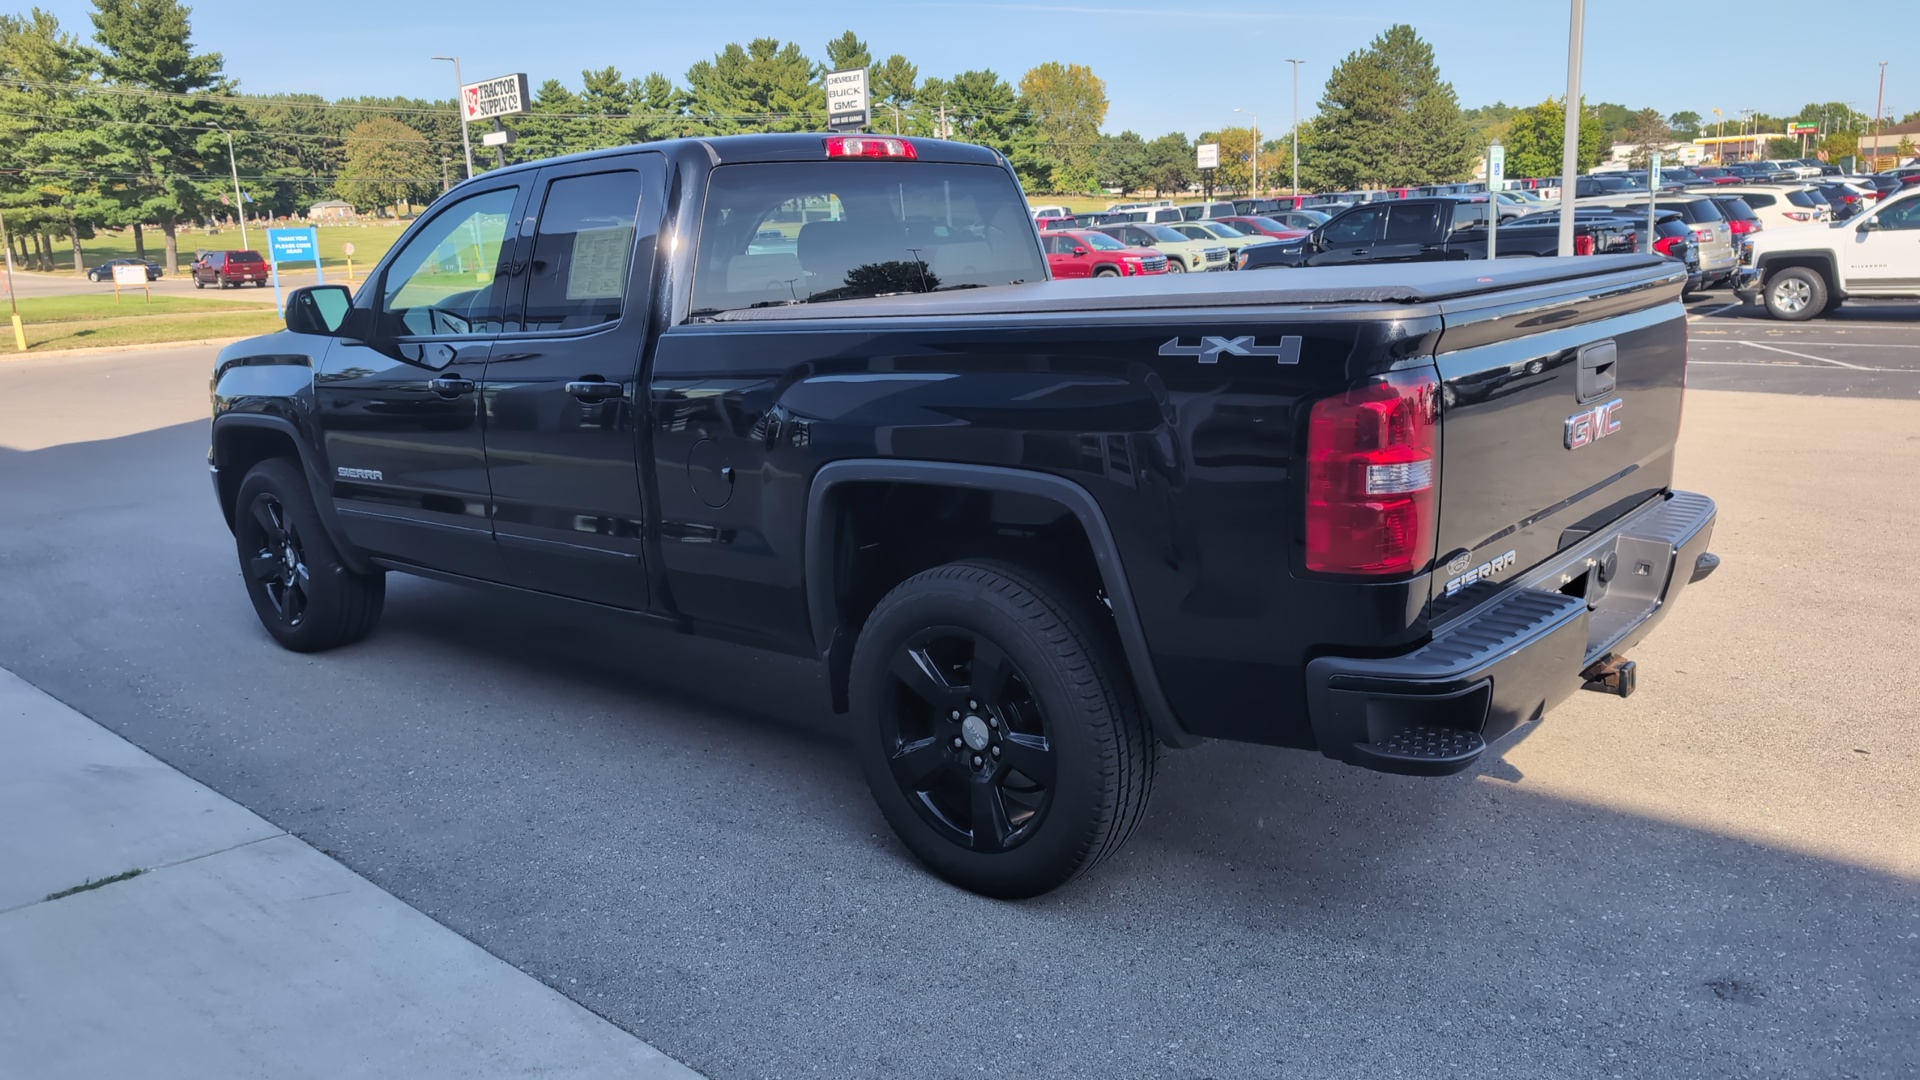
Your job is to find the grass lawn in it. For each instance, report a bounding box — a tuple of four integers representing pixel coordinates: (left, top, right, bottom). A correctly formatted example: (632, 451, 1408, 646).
(49, 221, 414, 281)
(12, 294, 281, 353)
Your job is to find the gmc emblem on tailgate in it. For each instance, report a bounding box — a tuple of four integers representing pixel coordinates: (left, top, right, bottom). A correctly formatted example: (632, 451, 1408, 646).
(1565, 398, 1623, 450)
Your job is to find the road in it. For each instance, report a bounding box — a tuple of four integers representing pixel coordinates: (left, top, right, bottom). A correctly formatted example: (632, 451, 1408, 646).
(1685, 295, 1920, 398)
(1, 345, 1915, 1080)
(2, 265, 342, 303)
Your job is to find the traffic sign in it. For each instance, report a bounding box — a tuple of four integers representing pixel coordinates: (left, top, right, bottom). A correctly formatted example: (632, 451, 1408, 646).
(826, 68, 869, 131)
(461, 73, 530, 121)
(1196, 142, 1220, 170)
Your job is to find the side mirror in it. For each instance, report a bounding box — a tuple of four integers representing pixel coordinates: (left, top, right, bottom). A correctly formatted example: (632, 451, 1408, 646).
(1072, 246, 1088, 256)
(285, 284, 354, 336)
(1858, 217, 1881, 232)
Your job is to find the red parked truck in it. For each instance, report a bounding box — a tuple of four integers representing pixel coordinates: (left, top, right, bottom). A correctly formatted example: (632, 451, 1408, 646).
(195, 250, 271, 289)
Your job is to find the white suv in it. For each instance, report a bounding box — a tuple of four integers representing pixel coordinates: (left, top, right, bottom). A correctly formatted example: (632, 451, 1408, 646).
(1709, 185, 1830, 229)
(1735, 189, 1920, 319)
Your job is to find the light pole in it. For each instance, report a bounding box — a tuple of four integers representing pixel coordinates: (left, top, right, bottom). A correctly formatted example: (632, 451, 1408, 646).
(1234, 107, 1260, 196)
(1712, 108, 1723, 162)
(1872, 61, 1888, 167)
(209, 122, 248, 250)
(1556, 0, 1586, 257)
(1285, 59, 1305, 196)
(433, 55, 474, 179)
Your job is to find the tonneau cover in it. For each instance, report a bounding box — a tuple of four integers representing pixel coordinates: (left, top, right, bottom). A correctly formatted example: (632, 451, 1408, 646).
(706, 253, 1674, 323)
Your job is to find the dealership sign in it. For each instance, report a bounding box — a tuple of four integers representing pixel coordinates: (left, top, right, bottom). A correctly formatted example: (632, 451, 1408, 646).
(826, 68, 869, 131)
(1196, 142, 1219, 170)
(462, 73, 530, 121)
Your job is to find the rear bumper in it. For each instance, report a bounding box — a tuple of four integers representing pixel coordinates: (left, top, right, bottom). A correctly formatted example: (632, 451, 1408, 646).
(1304, 491, 1717, 775)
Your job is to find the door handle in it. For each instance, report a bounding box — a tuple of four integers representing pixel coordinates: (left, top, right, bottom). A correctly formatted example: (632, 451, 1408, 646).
(428, 375, 475, 396)
(566, 379, 623, 401)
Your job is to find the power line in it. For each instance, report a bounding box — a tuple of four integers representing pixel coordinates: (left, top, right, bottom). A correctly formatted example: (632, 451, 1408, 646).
(0, 107, 465, 147)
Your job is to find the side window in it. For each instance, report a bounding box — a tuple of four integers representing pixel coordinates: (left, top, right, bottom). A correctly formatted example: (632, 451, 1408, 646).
(1745, 193, 1776, 208)
(1877, 199, 1920, 231)
(522, 170, 645, 332)
(1450, 203, 1486, 232)
(1324, 207, 1385, 245)
(1385, 203, 1442, 241)
(381, 187, 518, 338)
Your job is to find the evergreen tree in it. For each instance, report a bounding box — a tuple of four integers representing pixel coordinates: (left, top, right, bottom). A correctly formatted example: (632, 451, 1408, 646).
(0, 9, 104, 270)
(1304, 24, 1472, 189)
(685, 38, 823, 133)
(1623, 108, 1673, 168)
(823, 30, 869, 73)
(1143, 132, 1194, 197)
(511, 79, 585, 165)
(872, 54, 918, 135)
(87, 0, 232, 272)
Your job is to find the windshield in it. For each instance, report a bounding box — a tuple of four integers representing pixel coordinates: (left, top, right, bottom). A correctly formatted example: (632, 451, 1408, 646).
(1595, 176, 1643, 191)
(1081, 232, 1126, 251)
(1241, 216, 1287, 231)
(1141, 225, 1189, 243)
(689, 161, 1044, 316)
(1201, 222, 1247, 237)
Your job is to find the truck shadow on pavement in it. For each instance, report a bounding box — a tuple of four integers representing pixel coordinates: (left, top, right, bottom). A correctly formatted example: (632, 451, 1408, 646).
(3, 421, 1917, 1080)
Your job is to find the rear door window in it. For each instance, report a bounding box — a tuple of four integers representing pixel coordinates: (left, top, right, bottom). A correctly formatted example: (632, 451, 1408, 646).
(689, 161, 1045, 317)
(1385, 203, 1443, 241)
(520, 169, 646, 332)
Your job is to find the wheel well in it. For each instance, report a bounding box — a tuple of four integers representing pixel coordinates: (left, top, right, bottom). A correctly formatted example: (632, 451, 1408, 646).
(1758, 253, 1837, 291)
(213, 425, 301, 531)
(819, 481, 1109, 712)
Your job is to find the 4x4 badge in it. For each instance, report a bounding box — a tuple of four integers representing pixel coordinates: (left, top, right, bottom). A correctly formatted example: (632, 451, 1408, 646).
(1159, 335, 1302, 365)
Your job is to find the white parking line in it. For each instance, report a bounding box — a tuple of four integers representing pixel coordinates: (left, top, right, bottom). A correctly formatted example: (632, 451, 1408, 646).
(1690, 339, 1920, 349)
(1687, 303, 1741, 320)
(1690, 360, 1920, 372)
(1742, 342, 1875, 370)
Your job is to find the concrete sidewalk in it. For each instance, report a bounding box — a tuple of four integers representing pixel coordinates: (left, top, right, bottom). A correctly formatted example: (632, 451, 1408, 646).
(0, 667, 705, 1079)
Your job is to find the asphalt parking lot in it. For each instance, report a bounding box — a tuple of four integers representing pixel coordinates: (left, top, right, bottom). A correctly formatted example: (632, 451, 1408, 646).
(1684, 295, 1920, 399)
(1, 344, 1915, 1080)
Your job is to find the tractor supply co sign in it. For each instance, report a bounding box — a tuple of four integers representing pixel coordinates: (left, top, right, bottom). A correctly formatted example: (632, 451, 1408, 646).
(826, 67, 869, 131)
(462, 73, 530, 121)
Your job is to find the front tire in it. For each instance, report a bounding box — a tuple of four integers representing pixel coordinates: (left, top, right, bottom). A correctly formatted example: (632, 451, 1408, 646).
(850, 562, 1156, 898)
(1763, 267, 1827, 321)
(233, 458, 384, 652)
(1164, 258, 1186, 273)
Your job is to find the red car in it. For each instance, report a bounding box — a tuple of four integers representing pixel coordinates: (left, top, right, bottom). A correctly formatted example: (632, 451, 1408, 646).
(1041, 229, 1167, 278)
(1214, 215, 1311, 242)
(194, 249, 270, 289)
(1034, 215, 1080, 231)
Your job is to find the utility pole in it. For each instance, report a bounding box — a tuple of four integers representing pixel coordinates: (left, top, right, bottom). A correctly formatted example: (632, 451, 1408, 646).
(0, 205, 24, 352)
(433, 55, 474, 179)
(1285, 59, 1304, 197)
(441, 155, 451, 193)
(211, 123, 248, 250)
(1234, 107, 1259, 196)
(1556, 0, 1586, 257)
(1873, 61, 1888, 167)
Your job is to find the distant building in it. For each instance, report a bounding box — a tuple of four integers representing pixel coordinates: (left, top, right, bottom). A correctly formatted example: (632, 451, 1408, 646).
(309, 199, 357, 221)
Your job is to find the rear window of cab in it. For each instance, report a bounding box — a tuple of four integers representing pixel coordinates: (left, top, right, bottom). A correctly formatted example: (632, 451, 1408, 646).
(688, 161, 1045, 318)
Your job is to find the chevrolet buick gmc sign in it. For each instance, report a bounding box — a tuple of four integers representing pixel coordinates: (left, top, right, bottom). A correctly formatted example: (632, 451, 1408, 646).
(826, 67, 869, 131)
(462, 73, 530, 121)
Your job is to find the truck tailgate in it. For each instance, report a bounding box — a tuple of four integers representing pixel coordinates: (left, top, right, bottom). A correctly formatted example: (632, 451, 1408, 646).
(1429, 261, 1687, 614)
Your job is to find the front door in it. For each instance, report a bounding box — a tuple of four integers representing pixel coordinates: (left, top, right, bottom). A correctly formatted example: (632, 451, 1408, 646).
(481, 155, 664, 609)
(314, 182, 525, 580)
(1846, 196, 1920, 290)
(1306, 205, 1386, 266)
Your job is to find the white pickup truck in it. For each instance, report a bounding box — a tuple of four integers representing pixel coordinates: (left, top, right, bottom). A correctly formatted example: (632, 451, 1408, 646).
(1735, 189, 1920, 319)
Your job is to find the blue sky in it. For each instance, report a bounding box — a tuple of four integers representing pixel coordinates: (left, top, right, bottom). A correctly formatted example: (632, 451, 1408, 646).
(42, 0, 1916, 136)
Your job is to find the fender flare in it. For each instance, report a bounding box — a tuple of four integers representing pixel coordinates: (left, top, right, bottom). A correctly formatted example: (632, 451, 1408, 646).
(211, 412, 374, 576)
(1754, 250, 1843, 299)
(805, 459, 1200, 748)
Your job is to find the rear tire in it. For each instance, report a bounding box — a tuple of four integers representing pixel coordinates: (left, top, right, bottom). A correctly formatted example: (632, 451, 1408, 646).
(1763, 267, 1826, 321)
(233, 458, 384, 652)
(194, 277, 204, 289)
(850, 561, 1156, 899)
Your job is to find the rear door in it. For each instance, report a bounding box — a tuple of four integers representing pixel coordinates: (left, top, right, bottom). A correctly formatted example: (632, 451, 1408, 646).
(1375, 202, 1447, 261)
(481, 152, 664, 609)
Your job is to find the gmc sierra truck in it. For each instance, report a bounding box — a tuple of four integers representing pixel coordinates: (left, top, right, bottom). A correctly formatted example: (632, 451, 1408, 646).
(208, 134, 1719, 898)
(1238, 195, 1637, 270)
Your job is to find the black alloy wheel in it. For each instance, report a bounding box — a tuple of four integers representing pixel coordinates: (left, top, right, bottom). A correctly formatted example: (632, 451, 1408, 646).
(233, 458, 384, 652)
(881, 627, 1057, 854)
(851, 561, 1157, 898)
(242, 492, 310, 630)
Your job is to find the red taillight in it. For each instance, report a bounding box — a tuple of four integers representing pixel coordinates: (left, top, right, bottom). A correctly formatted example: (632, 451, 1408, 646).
(1653, 235, 1685, 256)
(1573, 234, 1596, 256)
(823, 136, 917, 160)
(1784, 211, 1812, 221)
(1305, 371, 1440, 576)
(1727, 218, 1755, 235)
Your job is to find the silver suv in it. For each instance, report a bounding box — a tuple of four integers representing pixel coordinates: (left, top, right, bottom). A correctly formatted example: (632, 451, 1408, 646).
(1585, 193, 1738, 288)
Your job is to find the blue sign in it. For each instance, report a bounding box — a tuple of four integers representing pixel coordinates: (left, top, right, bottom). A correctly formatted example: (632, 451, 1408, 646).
(265, 227, 324, 314)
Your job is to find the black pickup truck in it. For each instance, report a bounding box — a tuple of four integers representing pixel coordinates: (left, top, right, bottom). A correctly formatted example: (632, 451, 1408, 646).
(209, 135, 1719, 898)
(1239, 195, 1638, 269)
